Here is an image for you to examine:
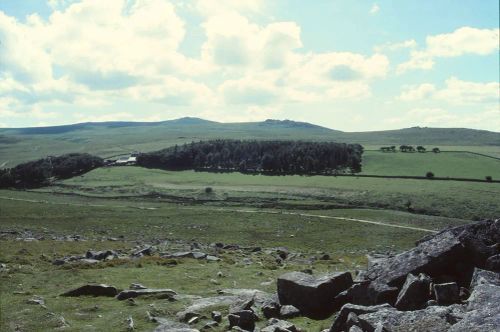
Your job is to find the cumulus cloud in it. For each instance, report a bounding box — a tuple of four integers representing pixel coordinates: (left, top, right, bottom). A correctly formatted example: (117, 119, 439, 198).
(398, 27, 500, 73)
(374, 39, 417, 53)
(386, 107, 500, 131)
(399, 78, 499, 104)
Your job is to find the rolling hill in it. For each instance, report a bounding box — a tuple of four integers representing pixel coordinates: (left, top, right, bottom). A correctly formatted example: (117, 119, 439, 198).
(1, 117, 499, 168)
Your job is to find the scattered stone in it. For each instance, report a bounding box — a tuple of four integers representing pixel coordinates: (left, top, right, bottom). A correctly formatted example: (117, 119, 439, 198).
(211, 311, 222, 323)
(262, 300, 281, 319)
(202, 321, 218, 330)
(163, 252, 207, 259)
(395, 273, 432, 311)
(433, 282, 459, 305)
(348, 326, 363, 332)
(86, 250, 116, 261)
(277, 271, 353, 319)
(26, 296, 45, 305)
(129, 283, 147, 290)
(261, 318, 298, 332)
(279, 305, 301, 319)
(126, 316, 134, 330)
(132, 246, 153, 257)
(228, 310, 258, 331)
(52, 259, 66, 266)
(187, 316, 200, 325)
(206, 255, 220, 262)
(116, 288, 177, 301)
(61, 284, 118, 297)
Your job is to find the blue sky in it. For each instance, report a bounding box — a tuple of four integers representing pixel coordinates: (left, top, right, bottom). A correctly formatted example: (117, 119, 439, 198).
(0, 0, 498, 131)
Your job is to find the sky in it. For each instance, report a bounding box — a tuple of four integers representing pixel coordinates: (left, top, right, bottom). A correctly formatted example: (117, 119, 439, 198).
(0, 0, 499, 131)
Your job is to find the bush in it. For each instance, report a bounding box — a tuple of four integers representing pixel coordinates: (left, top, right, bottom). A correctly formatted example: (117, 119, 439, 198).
(485, 176, 493, 182)
(426, 171, 435, 179)
(205, 187, 213, 194)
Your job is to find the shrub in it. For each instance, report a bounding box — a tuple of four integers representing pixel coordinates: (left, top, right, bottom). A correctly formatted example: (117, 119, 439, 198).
(485, 176, 493, 182)
(426, 171, 435, 179)
(205, 187, 213, 194)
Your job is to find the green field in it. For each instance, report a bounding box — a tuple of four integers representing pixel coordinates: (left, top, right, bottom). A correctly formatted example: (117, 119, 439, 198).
(27, 166, 499, 220)
(361, 151, 500, 179)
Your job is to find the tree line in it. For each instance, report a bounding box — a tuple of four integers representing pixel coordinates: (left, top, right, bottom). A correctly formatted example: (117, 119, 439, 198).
(137, 140, 364, 175)
(0, 153, 103, 188)
(380, 145, 440, 153)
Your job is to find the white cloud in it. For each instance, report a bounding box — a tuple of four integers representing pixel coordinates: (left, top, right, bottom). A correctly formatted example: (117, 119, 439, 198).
(387, 107, 500, 131)
(374, 39, 416, 53)
(370, 3, 380, 15)
(399, 78, 499, 105)
(398, 27, 500, 73)
(398, 83, 436, 101)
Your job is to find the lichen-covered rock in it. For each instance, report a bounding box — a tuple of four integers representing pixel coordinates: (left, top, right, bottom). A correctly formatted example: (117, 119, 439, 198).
(356, 305, 465, 332)
(448, 283, 500, 331)
(228, 310, 258, 331)
(363, 220, 500, 288)
(261, 318, 297, 332)
(277, 271, 353, 319)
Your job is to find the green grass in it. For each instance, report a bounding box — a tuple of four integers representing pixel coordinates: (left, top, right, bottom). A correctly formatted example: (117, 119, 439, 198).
(361, 151, 500, 179)
(47, 167, 500, 219)
(1, 189, 466, 332)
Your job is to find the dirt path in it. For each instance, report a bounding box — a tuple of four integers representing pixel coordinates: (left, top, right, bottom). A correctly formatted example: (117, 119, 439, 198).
(0, 195, 438, 233)
(179, 206, 439, 233)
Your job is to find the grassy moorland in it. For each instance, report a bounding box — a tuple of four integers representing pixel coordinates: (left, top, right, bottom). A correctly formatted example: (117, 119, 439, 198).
(0, 189, 469, 332)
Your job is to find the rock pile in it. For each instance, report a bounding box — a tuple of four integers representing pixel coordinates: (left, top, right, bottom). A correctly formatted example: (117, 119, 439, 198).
(271, 219, 499, 331)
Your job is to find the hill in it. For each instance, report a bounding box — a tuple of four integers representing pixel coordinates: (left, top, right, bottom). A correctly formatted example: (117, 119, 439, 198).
(0, 118, 499, 167)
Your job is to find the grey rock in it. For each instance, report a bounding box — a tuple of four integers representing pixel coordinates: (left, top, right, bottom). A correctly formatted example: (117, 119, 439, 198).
(211, 311, 222, 323)
(277, 271, 353, 319)
(348, 326, 363, 332)
(86, 250, 116, 261)
(356, 305, 465, 332)
(230, 297, 254, 313)
(116, 288, 176, 300)
(433, 282, 459, 305)
(163, 251, 207, 259)
(153, 318, 199, 332)
(279, 305, 300, 319)
(329, 303, 394, 332)
(61, 284, 118, 297)
(364, 220, 500, 288)
(261, 318, 297, 332)
(469, 267, 500, 291)
(395, 273, 432, 310)
(485, 253, 500, 272)
(228, 310, 258, 331)
(202, 321, 218, 330)
(206, 255, 221, 262)
(333, 281, 399, 307)
(449, 283, 500, 331)
(27, 296, 45, 305)
(262, 300, 281, 319)
(129, 283, 147, 290)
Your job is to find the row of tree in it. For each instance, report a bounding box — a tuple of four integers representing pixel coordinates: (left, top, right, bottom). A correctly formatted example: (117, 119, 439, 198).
(380, 145, 440, 153)
(137, 140, 364, 174)
(0, 153, 103, 188)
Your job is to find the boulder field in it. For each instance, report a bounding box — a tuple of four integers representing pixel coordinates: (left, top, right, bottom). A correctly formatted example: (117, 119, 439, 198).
(276, 219, 499, 331)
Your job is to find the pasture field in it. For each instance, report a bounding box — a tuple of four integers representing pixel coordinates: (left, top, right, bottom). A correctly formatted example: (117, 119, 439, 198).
(0, 189, 468, 332)
(361, 150, 500, 179)
(43, 166, 500, 220)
